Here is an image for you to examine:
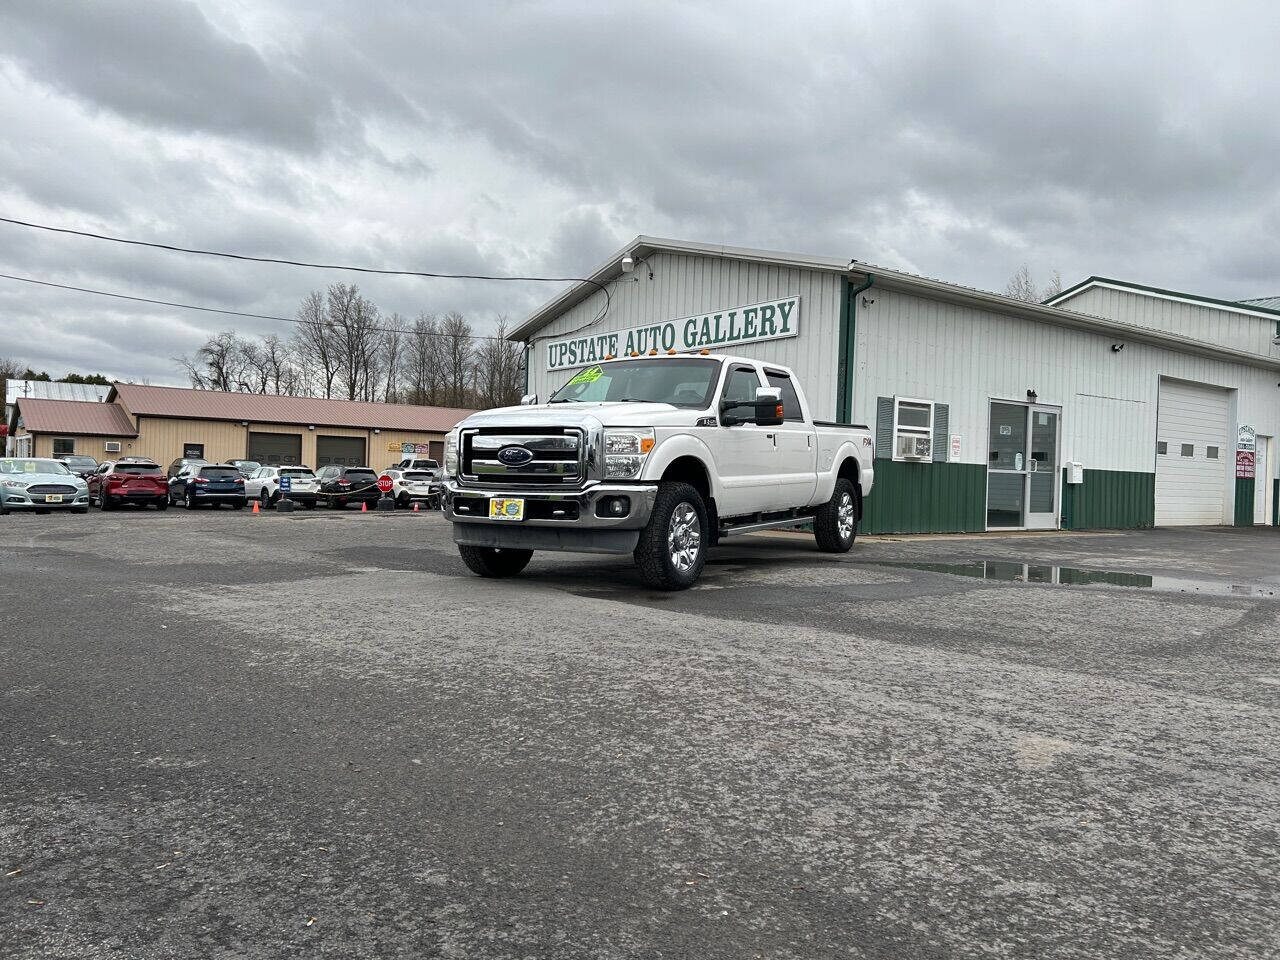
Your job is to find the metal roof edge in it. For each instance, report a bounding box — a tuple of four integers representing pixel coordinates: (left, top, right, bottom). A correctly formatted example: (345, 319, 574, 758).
(1046, 276, 1280, 321)
(510, 236, 853, 341)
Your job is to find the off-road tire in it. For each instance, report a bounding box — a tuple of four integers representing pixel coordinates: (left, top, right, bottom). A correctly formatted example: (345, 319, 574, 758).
(633, 481, 708, 591)
(457, 544, 533, 578)
(815, 477, 859, 553)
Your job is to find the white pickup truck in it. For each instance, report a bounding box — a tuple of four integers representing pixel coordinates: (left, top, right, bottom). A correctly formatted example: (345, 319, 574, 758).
(441, 353, 875, 589)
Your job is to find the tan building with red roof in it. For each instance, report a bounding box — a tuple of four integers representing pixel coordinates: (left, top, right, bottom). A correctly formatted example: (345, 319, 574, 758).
(7, 384, 476, 471)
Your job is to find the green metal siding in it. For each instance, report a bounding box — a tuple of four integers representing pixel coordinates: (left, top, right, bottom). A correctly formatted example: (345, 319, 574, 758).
(1061, 468, 1155, 530)
(861, 461, 986, 534)
(1235, 478, 1255, 526)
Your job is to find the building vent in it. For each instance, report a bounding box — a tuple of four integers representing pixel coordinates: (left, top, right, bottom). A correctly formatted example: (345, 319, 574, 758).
(104, 441, 122, 453)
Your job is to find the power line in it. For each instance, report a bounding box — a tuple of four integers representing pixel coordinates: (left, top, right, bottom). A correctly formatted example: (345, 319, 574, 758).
(0, 271, 516, 343)
(0, 213, 606, 290)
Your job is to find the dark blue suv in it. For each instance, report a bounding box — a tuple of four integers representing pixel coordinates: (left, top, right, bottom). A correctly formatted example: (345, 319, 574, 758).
(169, 463, 247, 510)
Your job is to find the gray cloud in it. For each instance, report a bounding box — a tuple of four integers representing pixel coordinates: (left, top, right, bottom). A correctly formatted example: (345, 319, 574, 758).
(1, 0, 1278, 385)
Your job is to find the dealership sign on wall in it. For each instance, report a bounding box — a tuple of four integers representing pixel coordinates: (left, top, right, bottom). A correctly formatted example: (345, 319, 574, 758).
(544, 296, 800, 371)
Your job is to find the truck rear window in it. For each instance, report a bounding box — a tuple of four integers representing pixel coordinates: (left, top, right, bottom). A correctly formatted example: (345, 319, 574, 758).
(403, 471, 433, 480)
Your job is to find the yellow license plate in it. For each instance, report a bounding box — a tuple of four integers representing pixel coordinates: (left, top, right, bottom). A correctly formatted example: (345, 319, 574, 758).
(489, 497, 525, 521)
(45, 494, 63, 503)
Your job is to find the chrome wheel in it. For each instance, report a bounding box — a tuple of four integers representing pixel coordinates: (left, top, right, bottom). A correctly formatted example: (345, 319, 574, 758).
(667, 502, 701, 573)
(837, 491, 855, 541)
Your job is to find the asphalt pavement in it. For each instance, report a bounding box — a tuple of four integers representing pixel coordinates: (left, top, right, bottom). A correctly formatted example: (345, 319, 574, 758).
(2, 508, 1278, 959)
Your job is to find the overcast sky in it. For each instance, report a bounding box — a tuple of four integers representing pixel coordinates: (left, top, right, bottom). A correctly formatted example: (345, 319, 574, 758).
(1, 1, 1277, 384)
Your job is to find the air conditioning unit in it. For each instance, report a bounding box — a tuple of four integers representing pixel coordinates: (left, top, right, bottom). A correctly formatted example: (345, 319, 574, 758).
(896, 434, 932, 460)
(104, 441, 122, 453)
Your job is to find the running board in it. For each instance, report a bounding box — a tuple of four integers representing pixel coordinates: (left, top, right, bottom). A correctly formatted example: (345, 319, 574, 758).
(719, 513, 814, 538)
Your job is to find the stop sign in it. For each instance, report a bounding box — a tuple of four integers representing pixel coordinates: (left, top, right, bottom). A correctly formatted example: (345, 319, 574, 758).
(377, 474, 394, 493)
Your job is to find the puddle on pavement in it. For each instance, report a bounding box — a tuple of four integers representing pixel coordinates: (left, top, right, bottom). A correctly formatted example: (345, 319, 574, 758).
(870, 560, 1277, 597)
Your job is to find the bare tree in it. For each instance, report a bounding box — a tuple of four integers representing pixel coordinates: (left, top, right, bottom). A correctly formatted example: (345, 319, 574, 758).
(1004, 264, 1039, 302)
(328, 283, 385, 402)
(177, 331, 252, 391)
(1005, 264, 1064, 303)
(292, 289, 339, 399)
(473, 317, 524, 408)
(440, 311, 474, 407)
(401, 313, 441, 405)
(381, 315, 405, 403)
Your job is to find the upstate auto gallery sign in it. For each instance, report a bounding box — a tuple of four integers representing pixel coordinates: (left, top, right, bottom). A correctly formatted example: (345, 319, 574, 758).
(544, 296, 800, 371)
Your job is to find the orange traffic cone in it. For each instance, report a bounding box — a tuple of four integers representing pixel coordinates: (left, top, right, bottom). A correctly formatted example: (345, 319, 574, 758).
(412, 502, 420, 513)
(361, 501, 368, 513)
(252, 500, 259, 515)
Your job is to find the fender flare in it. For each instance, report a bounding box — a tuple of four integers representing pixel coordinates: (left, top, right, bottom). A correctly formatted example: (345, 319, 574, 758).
(641, 433, 724, 504)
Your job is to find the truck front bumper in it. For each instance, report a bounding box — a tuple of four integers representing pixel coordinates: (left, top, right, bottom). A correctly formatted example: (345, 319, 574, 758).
(442, 480, 658, 555)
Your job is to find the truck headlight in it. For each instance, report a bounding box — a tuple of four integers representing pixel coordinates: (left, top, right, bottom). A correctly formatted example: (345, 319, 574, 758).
(444, 433, 459, 476)
(604, 428, 655, 480)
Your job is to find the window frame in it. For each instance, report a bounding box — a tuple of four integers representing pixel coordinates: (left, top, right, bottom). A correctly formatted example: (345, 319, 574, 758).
(892, 396, 935, 461)
(1180, 443, 1195, 458)
(1157, 441, 1168, 456)
(718, 363, 765, 423)
(52, 437, 75, 456)
(764, 369, 805, 423)
(1206, 446, 1219, 460)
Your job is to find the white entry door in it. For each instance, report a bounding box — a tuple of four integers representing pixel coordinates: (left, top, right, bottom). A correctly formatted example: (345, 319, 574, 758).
(1155, 379, 1230, 525)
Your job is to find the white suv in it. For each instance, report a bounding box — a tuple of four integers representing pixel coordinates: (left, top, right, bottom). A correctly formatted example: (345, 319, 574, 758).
(244, 465, 321, 507)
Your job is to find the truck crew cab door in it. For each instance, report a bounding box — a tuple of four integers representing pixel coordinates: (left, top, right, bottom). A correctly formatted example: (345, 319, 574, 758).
(711, 363, 777, 518)
(764, 368, 817, 509)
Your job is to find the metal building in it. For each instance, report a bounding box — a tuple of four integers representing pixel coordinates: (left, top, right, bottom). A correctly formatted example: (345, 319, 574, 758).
(512, 237, 1280, 534)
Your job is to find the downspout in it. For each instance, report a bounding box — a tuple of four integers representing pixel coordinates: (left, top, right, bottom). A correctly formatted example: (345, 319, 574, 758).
(837, 272, 875, 423)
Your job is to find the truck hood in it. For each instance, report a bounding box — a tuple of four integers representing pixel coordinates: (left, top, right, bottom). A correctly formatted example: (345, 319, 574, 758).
(459, 401, 698, 429)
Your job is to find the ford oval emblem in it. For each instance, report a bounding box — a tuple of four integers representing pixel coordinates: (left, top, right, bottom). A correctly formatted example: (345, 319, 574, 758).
(497, 445, 535, 466)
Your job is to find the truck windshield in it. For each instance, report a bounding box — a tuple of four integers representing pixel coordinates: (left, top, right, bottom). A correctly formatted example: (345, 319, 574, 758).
(549, 358, 719, 408)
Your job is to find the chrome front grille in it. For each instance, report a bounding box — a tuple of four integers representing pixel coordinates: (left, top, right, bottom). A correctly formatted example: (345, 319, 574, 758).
(28, 484, 77, 496)
(461, 429, 584, 485)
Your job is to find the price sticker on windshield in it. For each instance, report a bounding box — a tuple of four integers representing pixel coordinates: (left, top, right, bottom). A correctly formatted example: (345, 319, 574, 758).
(567, 365, 603, 386)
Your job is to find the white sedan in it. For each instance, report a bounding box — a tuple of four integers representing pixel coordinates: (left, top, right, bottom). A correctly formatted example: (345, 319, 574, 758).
(244, 465, 321, 507)
(385, 469, 439, 508)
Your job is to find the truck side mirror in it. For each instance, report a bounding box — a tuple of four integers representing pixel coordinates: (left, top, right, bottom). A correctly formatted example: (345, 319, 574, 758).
(753, 386, 784, 427)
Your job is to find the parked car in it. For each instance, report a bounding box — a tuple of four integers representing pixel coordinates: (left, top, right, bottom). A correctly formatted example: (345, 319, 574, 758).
(245, 465, 320, 507)
(395, 457, 441, 478)
(385, 468, 439, 508)
(0, 457, 90, 514)
(315, 465, 381, 509)
(166, 457, 208, 481)
(90, 460, 169, 510)
(228, 459, 261, 478)
(169, 463, 247, 509)
(441, 354, 875, 589)
(54, 454, 100, 479)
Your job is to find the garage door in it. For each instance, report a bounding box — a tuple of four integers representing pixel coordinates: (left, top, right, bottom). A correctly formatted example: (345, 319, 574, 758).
(247, 432, 302, 466)
(1155, 379, 1229, 525)
(316, 435, 366, 467)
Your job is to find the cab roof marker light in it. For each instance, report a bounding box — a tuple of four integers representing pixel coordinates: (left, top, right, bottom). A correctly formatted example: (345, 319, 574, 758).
(699, 348, 710, 355)
(648, 348, 658, 355)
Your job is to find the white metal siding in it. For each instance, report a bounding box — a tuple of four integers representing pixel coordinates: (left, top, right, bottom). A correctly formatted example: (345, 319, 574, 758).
(1155, 379, 1230, 525)
(525, 252, 844, 419)
(853, 288, 1278, 488)
(1059, 286, 1280, 358)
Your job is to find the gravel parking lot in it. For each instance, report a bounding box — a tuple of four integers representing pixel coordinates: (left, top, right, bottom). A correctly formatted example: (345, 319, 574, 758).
(2, 509, 1278, 959)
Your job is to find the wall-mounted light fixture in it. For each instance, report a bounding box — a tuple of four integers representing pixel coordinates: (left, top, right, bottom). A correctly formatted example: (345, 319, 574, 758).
(1111, 343, 1125, 352)
(373, 428, 380, 435)
(1026, 389, 1038, 402)
(308, 425, 315, 431)
(240, 420, 249, 426)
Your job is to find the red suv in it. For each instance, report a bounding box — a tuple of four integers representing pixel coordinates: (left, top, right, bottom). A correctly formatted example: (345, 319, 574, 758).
(90, 460, 170, 511)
